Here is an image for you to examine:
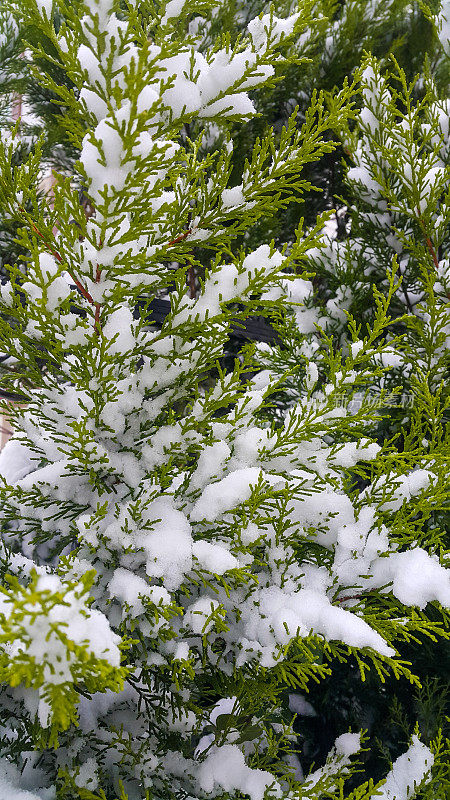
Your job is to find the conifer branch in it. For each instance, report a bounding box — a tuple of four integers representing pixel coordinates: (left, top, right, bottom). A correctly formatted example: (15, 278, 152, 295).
(418, 215, 440, 271)
(167, 229, 192, 246)
(18, 207, 97, 306)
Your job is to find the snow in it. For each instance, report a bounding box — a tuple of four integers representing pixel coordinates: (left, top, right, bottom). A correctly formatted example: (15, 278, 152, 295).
(200, 93, 256, 119)
(160, 53, 202, 116)
(377, 348, 403, 369)
(375, 736, 433, 799)
(255, 586, 395, 657)
(209, 696, 237, 725)
(108, 568, 171, 615)
(74, 758, 99, 791)
(44, 276, 71, 311)
(76, 686, 132, 733)
(38, 252, 58, 279)
(0, 545, 48, 580)
(0, 573, 121, 728)
(368, 469, 433, 512)
(192, 540, 239, 574)
(288, 693, 317, 717)
(247, 12, 300, 50)
(173, 641, 190, 661)
(436, 1, 450, 55)
(3, 3, 448, 796)
(79, 87, 108, 120)
(76, 45, 105, 90)
(80, 118, 129, 202)
(241, 522, 263, 544)
(0, 439, 36, 484)
(28, 574, 121, 667)
(184, 596, 220, 634)
(16, 458, 72, 493)
(367, 548, 450, 608)
(0, 282, 13, 306)
(189, 441, 231, 490)
(303, 731, 362, 789)
(305, 362, 318, 390)
(351, 340, 364, 357)
(136, 85, 159, 115)
(290, 490, 356, 547)
(35, 0, 53, 18)
(197, 744, 281, 800)
(161, 0, 185, 24)
(332, 441, 380, 469)
(222, 185, 245, 208)
(347, 164, 383, 205)
(103, 306, 136, 354)
(138, 498, 193, 590)
(0, 757, 55, 800)
(334, 732, 362, 757)
(196, 47, 261, 116)
(417, 165, 446, 213)
(190, 467, 262, 521)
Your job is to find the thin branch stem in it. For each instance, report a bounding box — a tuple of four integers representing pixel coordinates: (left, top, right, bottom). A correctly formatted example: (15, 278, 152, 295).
(167, 228, 192, 247)
(19, 208, 97, 306)
(94, 260, 102, 335)
(20, 210, 196, 324)
(417, 213, 440, 270)
(337, 593, 364, 604)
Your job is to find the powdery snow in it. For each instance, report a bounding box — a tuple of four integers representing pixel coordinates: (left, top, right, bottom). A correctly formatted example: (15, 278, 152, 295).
(375, 735, 434, 800)
(2, 2, 448, 798)
(137, 498, 193, 590)
(247, 12, 300, 50)
(436, 1, 450, 55)
(184, 597, 220, 634)
(288, 693, 317, 717)
(74, 758, 99, 792)
(103, 307, 136, 354)
(367, 548, 450, 608)
(334, 732, 362, 757)
(190, 467, 262, 521)
(161, 0, 186, 25)
(255, 587, 395, 658)
(0, 757, 55, 800)
(303, 731, 362, 790)
(192, 541, 239, 574)
(197, 745, 281, 800)
(0, 439, 36, 484)
(108, 568, 171, 615)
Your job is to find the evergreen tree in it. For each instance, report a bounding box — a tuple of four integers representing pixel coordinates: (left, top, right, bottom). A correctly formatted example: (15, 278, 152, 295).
(253, 5, 450, 783)
(186, 0, 439, 247)
(0, 2, 448, 800)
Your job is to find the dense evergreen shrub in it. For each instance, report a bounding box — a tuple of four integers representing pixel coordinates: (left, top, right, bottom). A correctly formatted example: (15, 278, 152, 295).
(0, 1, 448, 799)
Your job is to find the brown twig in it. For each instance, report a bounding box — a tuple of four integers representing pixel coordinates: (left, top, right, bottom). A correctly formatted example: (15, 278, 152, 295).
(167, 228, 192, 247)
(336, 593, 364, 604)
(21, 209, 200, 324)
(417, 213, 440, 270)
(11, 90, 22, 126)
(343, 145, 354, 160)
(424, 233, 440, 270)
(19, 208, 97, 306)
(188, 263, 196, 299)
(20, 209, 63, 264)
(94, 261, 102, 335)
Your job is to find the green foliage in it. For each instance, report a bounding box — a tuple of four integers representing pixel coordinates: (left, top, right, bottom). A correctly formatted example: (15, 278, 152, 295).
(0, 1, 448, 799)
(250, 20, 450, 794)
(0, 570, 127, 747)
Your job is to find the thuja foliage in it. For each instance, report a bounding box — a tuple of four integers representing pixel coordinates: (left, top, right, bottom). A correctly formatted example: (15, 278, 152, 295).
(252, 4, 450, 786)
(186, 0, 441, 248)
(0, 2, 448, 800)
(0, 9, 33, 283)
